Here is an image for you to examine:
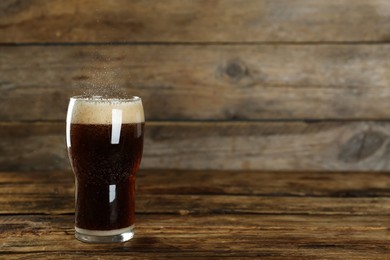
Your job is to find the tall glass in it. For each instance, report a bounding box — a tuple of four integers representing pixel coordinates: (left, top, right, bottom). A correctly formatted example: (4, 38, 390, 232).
(66, 96, 144, 243)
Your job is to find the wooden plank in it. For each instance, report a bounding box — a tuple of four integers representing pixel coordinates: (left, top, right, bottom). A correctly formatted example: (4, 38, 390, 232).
(1, 214, 390, 258)
(1, 170, 390, 215)
(1, 0, 390, 43)
(139, 171, 390, 197)
(2, 170, 390, 197)
(2, 121, 390, 171)
(2, 170, 390, 258)
(2, 192, 390, 215)
(2, 44, 390, 121)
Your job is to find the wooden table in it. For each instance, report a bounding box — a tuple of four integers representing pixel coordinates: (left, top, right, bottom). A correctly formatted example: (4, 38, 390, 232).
(1, 170, 390, 259)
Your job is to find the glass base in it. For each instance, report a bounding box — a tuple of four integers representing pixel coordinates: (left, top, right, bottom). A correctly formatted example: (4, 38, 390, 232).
(75, 225, 134, 243)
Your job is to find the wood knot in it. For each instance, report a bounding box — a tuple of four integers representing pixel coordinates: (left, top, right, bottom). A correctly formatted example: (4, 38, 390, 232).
(223, 60, 249, 81)
(72, 75, 89, 81)
(0, 0, 31, 15)
(338, 130, 386, 163)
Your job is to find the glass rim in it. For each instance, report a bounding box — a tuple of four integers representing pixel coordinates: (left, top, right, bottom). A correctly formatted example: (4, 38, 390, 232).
(70, 95, 141, 103)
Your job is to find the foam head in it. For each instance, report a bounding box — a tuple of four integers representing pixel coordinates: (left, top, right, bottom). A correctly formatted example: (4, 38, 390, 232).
(67, 96, 144, 125)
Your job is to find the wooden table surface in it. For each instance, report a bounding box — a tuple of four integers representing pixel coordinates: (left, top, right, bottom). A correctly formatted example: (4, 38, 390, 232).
(1, 170, 390, 259)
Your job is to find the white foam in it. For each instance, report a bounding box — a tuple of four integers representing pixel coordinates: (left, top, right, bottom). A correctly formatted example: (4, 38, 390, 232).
(68, 96, 144, 125)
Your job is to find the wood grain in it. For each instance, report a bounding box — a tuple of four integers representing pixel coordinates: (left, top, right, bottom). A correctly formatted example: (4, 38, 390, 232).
(1, 214, 390, 258)
(2, 170, 390, 197)
(3, 192, 390, 216)
(1, 170, 390, 215)
(1, 0, 390, 43)
(2, 121, 390, 171)
(2, 44, 390, 121)
(1, 170, 390, 258)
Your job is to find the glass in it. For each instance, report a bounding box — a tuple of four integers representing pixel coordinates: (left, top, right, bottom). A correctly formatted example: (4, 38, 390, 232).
(66, 95, 144, 243)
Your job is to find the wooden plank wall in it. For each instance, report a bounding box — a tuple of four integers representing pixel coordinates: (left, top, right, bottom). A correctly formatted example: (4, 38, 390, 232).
(1, 0, 390, 171)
